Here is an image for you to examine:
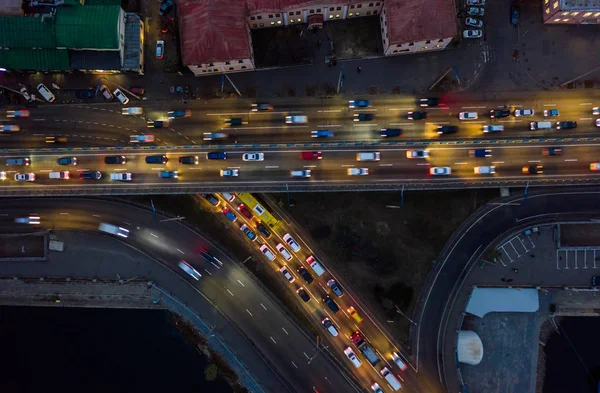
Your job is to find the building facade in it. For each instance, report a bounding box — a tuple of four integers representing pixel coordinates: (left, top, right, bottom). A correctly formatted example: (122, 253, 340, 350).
(543, 0, 600, 24)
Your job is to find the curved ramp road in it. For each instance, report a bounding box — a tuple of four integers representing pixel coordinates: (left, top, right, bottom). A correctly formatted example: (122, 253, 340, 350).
(0, 198, 360, 393)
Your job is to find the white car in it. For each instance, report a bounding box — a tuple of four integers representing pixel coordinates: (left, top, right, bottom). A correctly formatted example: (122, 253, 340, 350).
(276, 243, 293, 261)
(221, 192, 235, 202)
(514, 109, 535, 116)
(347, 168, 369, 176)
(220, 169, 239, 177)
(459, 111, 478, 120)
(259, 244, 276, 261)
(130, 134, 155, 143)
(122, 107, 143, 115)
(20, 86, 33, 102)
(406, 150, 429, 159)
(283, 233, 301, 252)
(242, 152, 264, 161)
(465, 17, 482, 27)
(596, 118, 600, 128)
(203, 132, 228, 140)
(0, 125, 20, 132)
(0, 171, 6, 180)
(290, 170, 311, 178)
(344, 347, 362, 368)
(113, 88, 130, 105)
(15, 173, 35, 182)
(474, 166, 495, 174)
(15, 216, 40, 225)
(392, 352, 408, 371)
(593, 107, 599, 115)
(430, 167, 451, 176)
(466, 0, 485, 5)
(178, 260, 202, 280)
(110, 172, 132, 181)
(279, 265, 295, 283)
(156, 40, 164, 59)
(371, 383, 384, 393)
(463, 29, 482, 39)
(285, 115, 308, 124)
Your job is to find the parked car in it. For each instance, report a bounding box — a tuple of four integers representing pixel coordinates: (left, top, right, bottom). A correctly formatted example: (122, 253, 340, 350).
(238, 204, 253, 219)
(37, 83, 55, 102)
(159, 0, 173, 15)
(465, 17, 483, 27)
(99, 84, 113, 100)
(466, 0, 485, 4)
(201, 193, 219, 206)
(467, 6, 484, 16)
(463, 29, 483, 39)
(156, 40, 165, 59)
(279, 266, 295, 283)
(222, 207, 237, 222)
(256, 222, 271, 238)
(113, 88, 129, 105)
(130, 87, 145, 95)
(327, 279, 344, 297)
(297, 287, 310, 302)
(19, 86, 33, 102)
(240, 224, 257, 242)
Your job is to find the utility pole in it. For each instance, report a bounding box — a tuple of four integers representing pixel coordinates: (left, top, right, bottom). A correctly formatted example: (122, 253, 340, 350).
(395, 305, 417, 326)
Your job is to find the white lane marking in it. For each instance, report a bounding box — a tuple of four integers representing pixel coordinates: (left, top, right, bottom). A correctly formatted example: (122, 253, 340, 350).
(463, 120, 486, 123)
(227, 166, 241, 169)
(476, 106, 487, 109)
(389, 123, 413, 126)
(454, 162, 468, 165)
(341, 164, 355, 167)
(580, 103, 593, 105)
(492, 161, 505, 164)
(246, 309, 253, 316)
(265, 165, 279, 169)
(291, 361, 298, 369)
(303, 352, 310, 359)
(206, 112, 249, 116)
(426, 121, 449, 125)
(580, 117, 592, 121)
(226, 289, 234, 296)
(150, 233, 159, 238)
(92, 214, 101, 217)
(462, 106, 477, 109)
(39, 169, 52, 172)
(261, 303, 267, 311)
(237, 279, 245, 287)
(564, 159, 578, 162)
(270, 336, 277, 344)
(177, 248, 184, 254)
(353, 108, 378, 112)
(204, 269, 212, 276)
(209, 261, 221, 269)
(352, 123, 378, 126)
(543, 104, 557, 106)
(282, 327, 289, 335)
(123, 222, 131, 225)
(388, 108, 413, 111)
(379, 163, 393, 167)
(60, 212, 69, 215)
(303, 165, 317, 168)
(416, 163, 431, 166)
(33, 119, 45, 121)
(151, 168, 165, 171)
(317, 110, 342, 113)
(528, 160, 541, 163)
(316, 124, 342, 127)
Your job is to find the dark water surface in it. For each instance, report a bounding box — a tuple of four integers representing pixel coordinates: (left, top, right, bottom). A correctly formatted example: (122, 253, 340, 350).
(0, 306, 233, 393)
(544, 317, 600, 393)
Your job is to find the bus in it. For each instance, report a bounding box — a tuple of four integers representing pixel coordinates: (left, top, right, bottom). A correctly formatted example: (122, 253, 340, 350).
(237, 193, 279, 229)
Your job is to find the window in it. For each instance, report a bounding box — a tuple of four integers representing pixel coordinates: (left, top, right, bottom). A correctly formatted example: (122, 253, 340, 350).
(253, 24, 257, 27)
(393, 50, 398, 53)
(426, 40, 431, 44)
(350, 5, 354, 9)
(238, 60, 243, 64)
(355, 12, 360, 16)
(595, 12, 600, 17)
(257, 15, 262, 19)
(409, 42, 414, 46)
(296, 11, 300, 15)
(213, 69, 218, 72)
(250, 16, 255, 20)
(276, 13, 280, 17)
(289, 12, 293, 15)
(202, 70, 206, 73)
(553, 1, 558, 8)
(225, 61, 230, 65)
(329, 15, 333, 19)
(268, 14, 273, 18)
(373, 10, 377, 14)
(367, 11, 371, 15)
(438, 38, 444, 42)
(357, 4, 362, 8)
(572, 12, 579, 15)
(310, 9, 314, 13)
(396, 44, 402, 48)
(330, 7, 334, 11)
(562, 11, 569, 15)
(229, 67, 234, 70)
(381, 27, 384, 32)
(369, 2, 373, 6)
(337, 6, 341, 10)
(317, 8, 321, 12)
(259, 23, 264, 27)
(376, 1, 380, 5)
(241, 66, 247, 69)
(209, 63, 214, 66)
(545, 8, 550, 14)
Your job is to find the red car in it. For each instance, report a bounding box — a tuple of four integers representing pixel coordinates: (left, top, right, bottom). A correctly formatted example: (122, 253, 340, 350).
(301, 151, 322, 160)
(238, 204, 254, 220)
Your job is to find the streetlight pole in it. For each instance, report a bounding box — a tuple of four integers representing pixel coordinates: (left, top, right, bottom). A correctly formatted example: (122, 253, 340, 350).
(395, 305, 417, 326)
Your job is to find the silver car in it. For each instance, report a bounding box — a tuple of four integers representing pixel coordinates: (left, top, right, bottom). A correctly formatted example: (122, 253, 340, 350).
(465, 17, 483, 27)
(463, 29, 483, 39)
(178, 260, 202, 280)
(242, 152, 264, 161)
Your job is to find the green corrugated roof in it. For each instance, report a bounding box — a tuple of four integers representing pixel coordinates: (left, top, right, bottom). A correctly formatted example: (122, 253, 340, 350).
(0, 16, 57, 49)
(0, 48, 70, 71)
(55, 5, 120, 49)
(84, 0, 123, 6)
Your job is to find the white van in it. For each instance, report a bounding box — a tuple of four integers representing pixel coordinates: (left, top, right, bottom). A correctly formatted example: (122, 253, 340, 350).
(113, 88, 130, 105)
(530, 121, 552, 130)
(356, 152, 381, 161)
(306, 255, 325, 276)
(37, 84, 56, 103)
(380, 367, 401, 391)
(49, 171, 69, 180)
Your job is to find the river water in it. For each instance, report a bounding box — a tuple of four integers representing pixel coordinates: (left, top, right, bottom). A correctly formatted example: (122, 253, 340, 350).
(0, 306, 234, 393)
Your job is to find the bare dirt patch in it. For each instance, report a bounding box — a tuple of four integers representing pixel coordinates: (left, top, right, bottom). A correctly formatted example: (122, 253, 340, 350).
(560, 224, 600, 247)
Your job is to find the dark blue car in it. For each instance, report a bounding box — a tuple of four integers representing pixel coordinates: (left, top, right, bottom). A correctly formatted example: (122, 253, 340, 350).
(348, 99, 371, 108)
(206, 151, 227, 160)
(57, 157, 77, 165)
(311, 130, 334, 138)
(353, 113, 374, 122)
(510, 4, 520, 26)
(380, 128, 403, 137)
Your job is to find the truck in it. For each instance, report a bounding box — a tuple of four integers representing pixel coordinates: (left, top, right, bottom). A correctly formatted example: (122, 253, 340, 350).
(351, 331, 380, 366)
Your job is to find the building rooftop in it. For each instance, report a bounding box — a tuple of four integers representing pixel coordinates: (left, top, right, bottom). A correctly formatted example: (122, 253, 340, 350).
(246, 0, 362, 13)
(0, 48, 70, 71)
(0, 16, 57, 48)
(55, 5, 121, 49)
(0, 0, 22, 16)
(385, 0, 457, 44)
(562, 0, 600, 9)
(179, 0, 251, 65)
(123, 13, 142, 71)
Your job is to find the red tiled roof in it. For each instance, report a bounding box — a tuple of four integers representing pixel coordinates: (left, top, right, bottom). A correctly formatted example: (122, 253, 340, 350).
(247, 0, 356, 13)
(385, 0, 457, 44)
(179, 0, 251, 65)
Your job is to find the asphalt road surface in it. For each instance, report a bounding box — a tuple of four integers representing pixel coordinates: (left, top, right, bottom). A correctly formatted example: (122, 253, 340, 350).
(0, 198, 361, 393)
(1, 90, 599, 148)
